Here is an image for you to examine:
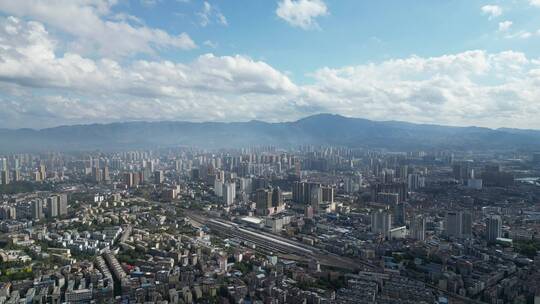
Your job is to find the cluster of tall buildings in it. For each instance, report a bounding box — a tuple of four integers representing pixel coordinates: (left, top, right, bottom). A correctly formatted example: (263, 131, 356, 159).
(444, 211, 473, 239)
(292, 181, 334, 210)
(0, 157, 21, 185)
(371, 209, 392, 236)
(410, 215, 426, 241)
(214, 177, 236, 206)
(92, 166, 110, 183)
(255, 187, 284, 216)
(371, 182, 408, 204)
(29, 194, 68, 220)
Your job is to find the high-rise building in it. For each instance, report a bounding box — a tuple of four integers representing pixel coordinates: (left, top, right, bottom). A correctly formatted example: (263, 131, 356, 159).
(256, 188, 273, 215)
(272, 187, 283, 207)
(214, 178, 224, 197)
(102, 167, 110, 182)
(292, 181, 304, 203)
(31, 200, 44, 220)
(444, 211, 473, 239)
(445, 211, 463, 238)
(0, 158, 6, 171)
(47, 196, 58, 218)
(398, 165, 409, 181)
(371, 182, 408, 203)
(394, 202, 406, 226)
(410, 215, 426, 241)
(58, 193, 68, 216)
(453, 161, 474, 181)
(239, 177, 252, 194)
(39, 164, 46, 181)
(486, 215, 502, 242)
(309, 186, 322, 210)
(407, 174, 425, 191)
(321, 186, 334, 203)
(222, 182, 235, 206)
(0, 205, 16, 220)
(12, 169, 20, 182)
(381, 169, 395, 183)
(132, 172, 141, 186)
(461, 211, 473, 238)
(154, 170, 164, 184)
(124, 172, 134, 188)
(292, 181, 323, 206)
(294, 160, 301, 177)
(371, 209, 392, 237)
(0, 170, 9, 185)
(92, 167, 102, 183)
(255, 186, 283, 216)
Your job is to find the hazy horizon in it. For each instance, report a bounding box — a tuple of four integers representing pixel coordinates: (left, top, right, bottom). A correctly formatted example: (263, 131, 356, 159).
(2, 112, 540, 132)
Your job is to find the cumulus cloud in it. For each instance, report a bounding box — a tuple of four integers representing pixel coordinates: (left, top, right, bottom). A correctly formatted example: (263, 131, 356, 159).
(0, 16, 298, 127)
(0, 0, 196, 58)
(481, 5, 502, 19)
(530, 0, 540, 7)
(276, 0, 328, 30)
(303, 50, 539, 128)
(0, 17, 294, 95)
(0, 16, 540, 129)
(498, 21, 513, 32)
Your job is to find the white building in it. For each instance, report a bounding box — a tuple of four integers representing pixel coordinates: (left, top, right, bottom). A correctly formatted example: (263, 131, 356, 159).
(371, 210, 392, 237)
(222, 182, 236, 206)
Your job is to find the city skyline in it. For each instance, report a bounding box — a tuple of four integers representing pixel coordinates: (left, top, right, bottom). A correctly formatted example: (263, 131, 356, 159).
(1, 0, 540, 129)
(2, 2, 540, 302)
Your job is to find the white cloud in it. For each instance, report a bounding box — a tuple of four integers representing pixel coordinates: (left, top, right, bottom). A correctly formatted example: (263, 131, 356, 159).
(0, 17, 295, 95)
(481, 5, 502, 19)
(509, 31, 533, 39)
(530, 0, 540, 7)
(203, 40, 218, 48)
(302, 50, 540, 128)
(198, 1, 228, 27)
(276, 0, 328, 30)
(0, 16, 298, 127)
(1, 16, 540, 129)
(0, 0, 196, 58)
(498, 20, 513, 32)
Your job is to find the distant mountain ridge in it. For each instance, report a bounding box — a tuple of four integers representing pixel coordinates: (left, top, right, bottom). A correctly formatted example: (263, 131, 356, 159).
(1, 114, 540, 152)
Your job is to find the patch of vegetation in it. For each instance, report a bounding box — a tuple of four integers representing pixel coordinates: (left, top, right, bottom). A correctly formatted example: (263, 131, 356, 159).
(297, 274, 345, 291)
(117, 249, 146, 265)
(0, 181, 54, 195)
(0, 267, 33, 282)
(514, 240, 540, 258)
(233, 261, 251, 273)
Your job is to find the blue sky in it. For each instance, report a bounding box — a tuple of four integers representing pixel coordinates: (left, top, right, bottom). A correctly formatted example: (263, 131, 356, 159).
(118, 0, 540, 80)
(120, 0, 539, 82)
(0, 0, 539, 129)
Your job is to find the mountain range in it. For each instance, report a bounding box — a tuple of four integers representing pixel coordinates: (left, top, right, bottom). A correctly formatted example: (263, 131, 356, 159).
(1, 114, 540, 152)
